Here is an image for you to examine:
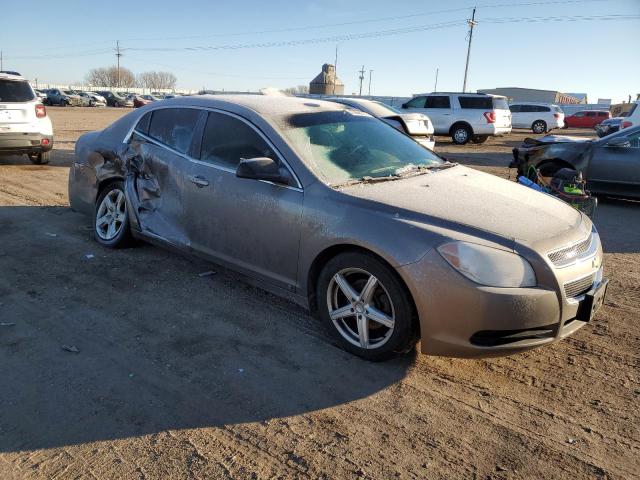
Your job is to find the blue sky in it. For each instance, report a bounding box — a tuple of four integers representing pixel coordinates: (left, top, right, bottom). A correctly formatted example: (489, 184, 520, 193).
(3, 0, 639, 102)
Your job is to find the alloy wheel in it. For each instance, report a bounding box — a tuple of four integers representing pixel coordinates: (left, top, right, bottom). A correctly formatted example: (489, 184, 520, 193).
(454, 128, 469, 144)
(95, 189, 126, 240)
(326, 268, 395, 350)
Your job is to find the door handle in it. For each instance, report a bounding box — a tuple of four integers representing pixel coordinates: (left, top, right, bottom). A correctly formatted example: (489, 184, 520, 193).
(188, 175, 209, 187)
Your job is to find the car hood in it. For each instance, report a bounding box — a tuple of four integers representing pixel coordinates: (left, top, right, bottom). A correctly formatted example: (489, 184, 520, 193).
(339, 165, 583, 245)
(523, 134, 592, 146)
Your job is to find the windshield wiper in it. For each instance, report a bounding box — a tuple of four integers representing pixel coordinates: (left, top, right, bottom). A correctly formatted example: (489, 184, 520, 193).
(331, 162, 458, 188)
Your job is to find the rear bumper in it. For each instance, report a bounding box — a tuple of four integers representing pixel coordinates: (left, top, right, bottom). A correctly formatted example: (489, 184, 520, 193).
(0, 132, 53, 154)
(474, 124, 512, 136)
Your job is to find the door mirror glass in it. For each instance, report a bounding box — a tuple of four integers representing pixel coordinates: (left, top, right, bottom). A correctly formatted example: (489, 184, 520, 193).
(606, 137, 631, 148)
(236, 157, 293, 186)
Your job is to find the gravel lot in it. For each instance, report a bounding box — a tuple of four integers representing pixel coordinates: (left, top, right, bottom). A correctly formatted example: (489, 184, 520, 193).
(1, 107, 638, 480)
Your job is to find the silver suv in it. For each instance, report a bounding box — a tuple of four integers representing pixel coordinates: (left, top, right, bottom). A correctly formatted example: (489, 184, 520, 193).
(401, 92, 512, 145)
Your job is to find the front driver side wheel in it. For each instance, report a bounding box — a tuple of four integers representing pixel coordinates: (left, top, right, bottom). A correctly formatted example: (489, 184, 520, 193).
(451, 125, 472, 145)
(94, 181, 133, 248)
(316, 252, 416, 361)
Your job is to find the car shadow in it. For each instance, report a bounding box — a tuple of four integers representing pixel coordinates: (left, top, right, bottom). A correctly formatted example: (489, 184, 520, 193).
(593, 197, 640, 254)
(0, 148, 75, 167)
(0, 205, 414, 453)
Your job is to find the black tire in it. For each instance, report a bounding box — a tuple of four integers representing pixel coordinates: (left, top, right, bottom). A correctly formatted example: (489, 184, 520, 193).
(28, 151, 50, 165)
(93, 181, 133, 249)
(114, 101, 120, 108)
(532, 120, 547, 134)
(59, 100, 67, 107)
(451, 124, 472, 145)
(316, 251, 417, 361)
(471, 135, 489, 144)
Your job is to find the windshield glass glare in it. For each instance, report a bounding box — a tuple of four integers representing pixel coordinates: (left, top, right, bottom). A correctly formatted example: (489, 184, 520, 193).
(279, 110, 442, 185)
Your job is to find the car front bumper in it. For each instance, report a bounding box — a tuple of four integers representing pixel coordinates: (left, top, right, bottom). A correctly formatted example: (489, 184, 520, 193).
(0, 132, 54, 155)
(399, 245, 605, 358)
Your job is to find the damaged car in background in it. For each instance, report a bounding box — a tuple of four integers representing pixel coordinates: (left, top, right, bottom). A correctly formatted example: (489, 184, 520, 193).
(512, 125, 640, 202)
(69, 95, 607, 361)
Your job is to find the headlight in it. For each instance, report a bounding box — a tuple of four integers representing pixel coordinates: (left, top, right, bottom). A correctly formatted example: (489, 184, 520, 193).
(437, 241, 537, 288)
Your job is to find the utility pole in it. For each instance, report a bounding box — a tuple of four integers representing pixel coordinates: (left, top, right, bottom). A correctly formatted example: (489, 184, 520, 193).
(462, 7, 477, 93)
(332, 45, 339, 95)
(368, 70, 373, 96)
(0, 51, 3, 71)
(358, 66, 365, 96)
(115, 40, 123, 88)
(434, 68, 439, 92)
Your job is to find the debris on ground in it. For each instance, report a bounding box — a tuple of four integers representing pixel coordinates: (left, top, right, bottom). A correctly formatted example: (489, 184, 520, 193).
(199, 270, 217, 277)
(45, 232, 58, 237)
(0, 322, 16, 327)
(62, 345, 80, 353)
(85, 254, 95, 260)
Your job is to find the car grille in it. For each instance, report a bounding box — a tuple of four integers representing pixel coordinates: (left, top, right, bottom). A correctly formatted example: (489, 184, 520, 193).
(564, 273, 595, 298)
(548, 234, 593, 267)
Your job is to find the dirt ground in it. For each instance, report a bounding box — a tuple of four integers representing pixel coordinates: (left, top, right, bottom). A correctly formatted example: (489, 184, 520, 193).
(0, 107, 638, 480)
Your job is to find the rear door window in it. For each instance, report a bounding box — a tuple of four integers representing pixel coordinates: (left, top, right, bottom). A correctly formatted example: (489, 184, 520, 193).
(586, 112, 597, 117)
(148, 108, 200, 154)
(200, 112, 276, 169)
(405, 96, 426, 108)
(509, 105, 522, 113)
(0, 80, 36, 102)
(597, 112, 608, 117)
(425, 96, 451, 108)
(458, 96, 492, 109)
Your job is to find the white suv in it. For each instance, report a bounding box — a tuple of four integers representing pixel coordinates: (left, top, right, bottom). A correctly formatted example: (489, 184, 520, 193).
(401, 92, 511, 144)
(509, 102, 564, 134)
(0, 72, 53, 164)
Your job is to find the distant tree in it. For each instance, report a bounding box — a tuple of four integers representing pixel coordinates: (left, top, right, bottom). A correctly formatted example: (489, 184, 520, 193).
(282, 85, 309, 95)
(137, 71, 177, 90)
(86, 66, 135, 88)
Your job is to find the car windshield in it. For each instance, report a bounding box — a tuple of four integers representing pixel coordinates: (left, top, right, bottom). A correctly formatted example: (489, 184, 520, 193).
(278, 110, 443, 186)
(0, 80, 35, 102)
(356, 100, 397, 117)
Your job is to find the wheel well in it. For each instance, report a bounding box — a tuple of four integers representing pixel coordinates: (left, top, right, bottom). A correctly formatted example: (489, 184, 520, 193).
(96, 177, 124, 202)
(449, 121, 473, 136)
(306, 244, 420, 335)
(535, 159, 575, 175)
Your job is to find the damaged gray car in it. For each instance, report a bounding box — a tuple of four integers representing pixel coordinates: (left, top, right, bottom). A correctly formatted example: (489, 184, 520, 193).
(69, 95, 607, 361)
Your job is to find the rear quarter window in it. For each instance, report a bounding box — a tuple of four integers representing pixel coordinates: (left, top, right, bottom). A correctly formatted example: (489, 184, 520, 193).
(458, 96, 492, 109)
(0, 80, 35, 102)
(405, 96, 426, 108)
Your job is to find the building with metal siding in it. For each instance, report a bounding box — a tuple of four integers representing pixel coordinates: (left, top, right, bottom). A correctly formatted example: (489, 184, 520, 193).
(309, 64, 344, 95)
(477, 87, 583, 104)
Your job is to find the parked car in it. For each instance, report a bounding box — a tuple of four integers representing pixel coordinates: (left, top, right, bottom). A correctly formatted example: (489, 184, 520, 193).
(619, 101, 639, 130)
(328, 97, 435, 150)
(78, 91, 107, 107)
(0, 72, 53, 164)
(45, 88, 83, 107)
(401, 92, 511, 145)
(564, 110, 610, 129)
(96, 91, 133, 107)
(69, 95, 606, 360)
(511, 125, 640, 198)
(133, 95, 159, 108)
(509, 103, 564, 134)
(34, 89, 48, 101)
(595, 117, 624, 138)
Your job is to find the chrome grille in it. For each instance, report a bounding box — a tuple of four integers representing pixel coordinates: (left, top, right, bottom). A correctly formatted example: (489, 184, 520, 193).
(564, 273, 595, 298)
(548, 235, 593, 267)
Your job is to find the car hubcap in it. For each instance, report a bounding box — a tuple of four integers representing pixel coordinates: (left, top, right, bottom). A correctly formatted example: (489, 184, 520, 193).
(534, 122, 544, 133)
(96, 189, 126, 240)
(454, 129, 468, 143)
(326, 268, 395, 350)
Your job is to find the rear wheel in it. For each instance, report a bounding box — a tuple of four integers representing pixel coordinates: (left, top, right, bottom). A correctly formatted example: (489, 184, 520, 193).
(28, 151, 50, 165)
(532, 120, 547, 134)
(471, 135, 489, 144)
(94, 181, 132, 248)
(316, 252, 416, 361)
(451, 124, 472, 145)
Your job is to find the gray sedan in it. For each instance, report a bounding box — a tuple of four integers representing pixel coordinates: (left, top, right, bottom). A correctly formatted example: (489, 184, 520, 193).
(69, 95, 607, 360)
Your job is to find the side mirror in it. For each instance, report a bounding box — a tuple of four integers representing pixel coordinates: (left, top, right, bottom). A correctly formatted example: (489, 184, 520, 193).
(606, 137, 631, 148)
(236, 157, 293, 186)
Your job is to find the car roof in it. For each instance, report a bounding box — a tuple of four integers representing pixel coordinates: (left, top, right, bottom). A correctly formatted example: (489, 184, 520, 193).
(161, 94, 351, 118)
(510, 102, 558, 106)
(0, 72, 27, 82)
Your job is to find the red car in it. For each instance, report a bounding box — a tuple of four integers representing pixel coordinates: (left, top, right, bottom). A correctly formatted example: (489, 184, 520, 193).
(564, 110, 611, 128)
(133, 95, 160, 108)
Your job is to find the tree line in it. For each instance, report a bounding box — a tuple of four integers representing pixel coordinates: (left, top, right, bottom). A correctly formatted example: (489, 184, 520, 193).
(86, 66, 177, 90)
